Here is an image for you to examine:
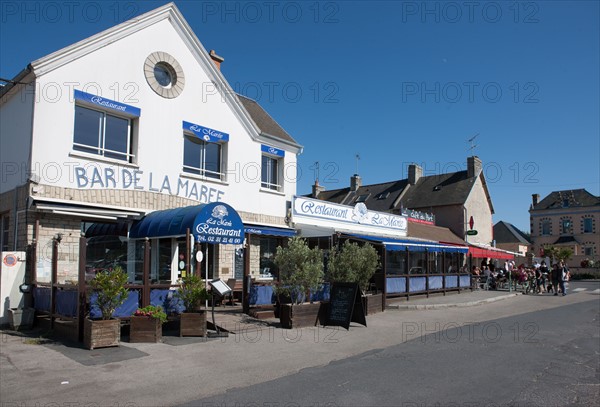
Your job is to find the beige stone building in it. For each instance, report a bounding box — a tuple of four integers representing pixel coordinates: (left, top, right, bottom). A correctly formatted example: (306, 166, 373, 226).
(529, 189, 600, 269)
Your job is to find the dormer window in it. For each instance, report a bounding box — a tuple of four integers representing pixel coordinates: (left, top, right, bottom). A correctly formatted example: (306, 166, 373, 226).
(355, 194, 370, 203)
(376, 192, 390, 200)
(562, 199, 569, 208)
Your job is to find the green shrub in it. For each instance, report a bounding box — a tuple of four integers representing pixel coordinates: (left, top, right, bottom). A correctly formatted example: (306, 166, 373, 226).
(274, 236, 324, 304)
(89, 266, 128, 320)
(327, 241, 380, 293)
(175, 275, 208, 312)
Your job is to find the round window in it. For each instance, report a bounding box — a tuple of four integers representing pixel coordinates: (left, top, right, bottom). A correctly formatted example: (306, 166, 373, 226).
(144, 52, 185, 98)
(154, 63, 175, 88)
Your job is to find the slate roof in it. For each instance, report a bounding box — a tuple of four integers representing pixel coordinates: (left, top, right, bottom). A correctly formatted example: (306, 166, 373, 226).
(311, 169, 488, 214)
(554, 236, 579, 245)
(314, 180, 409, 213)
(402, 171, 476, 209)
(493, 221, 531, 245)
(237, 94, 299, 146)
(408, 221, 466, 245)
(532, 189, 600, 211)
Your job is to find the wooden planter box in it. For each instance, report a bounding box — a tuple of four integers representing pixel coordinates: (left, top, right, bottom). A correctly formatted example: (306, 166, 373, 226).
(130, 316, 162, 343)
(180, 311, 207, 337)
(280, 302, 325, 329)
(84, 318, 120, 350)
(362, 293, 384, 316)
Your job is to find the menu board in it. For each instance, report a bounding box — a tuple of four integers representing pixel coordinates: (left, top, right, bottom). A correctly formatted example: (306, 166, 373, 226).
(326, 283, 359, 330)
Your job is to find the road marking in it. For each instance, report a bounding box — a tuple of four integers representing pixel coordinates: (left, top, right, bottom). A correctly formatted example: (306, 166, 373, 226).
(572, 288, 587, 292)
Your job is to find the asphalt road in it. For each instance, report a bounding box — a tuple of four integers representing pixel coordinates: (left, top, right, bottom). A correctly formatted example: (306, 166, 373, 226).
(184, 298, 600, 407)
(1, 283, 598, 407)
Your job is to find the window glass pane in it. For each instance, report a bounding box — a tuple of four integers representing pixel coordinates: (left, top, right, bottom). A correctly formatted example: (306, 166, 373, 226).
(183, 136, 202, 174)
(261, 155, 270, 187)
(261, 155, 278, 189)
(74, 106, 102, 154)
(104, 114, 129, 161)
(386, 250, 407, 275)
(583, 218, 593, 233)
(270, 157, 279, 189)
(409, 251, 426, 274)
(259, 237, 278, 279)
(1, 215, 9, 251)
(156, 239, 172, 284)
(204, 142, 221, 179)
(542, 221, 550, 235)
(84, 234, 128, 282)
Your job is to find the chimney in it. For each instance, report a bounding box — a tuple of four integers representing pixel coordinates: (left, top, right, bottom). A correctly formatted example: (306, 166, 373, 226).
(209, 50, 224, 70)
(467, 156, 482, 178)
(350, 174, 362, 192)
(312, 180, 325, 198)
(532, 193, 540, 206)
(408, 164, 422, 185)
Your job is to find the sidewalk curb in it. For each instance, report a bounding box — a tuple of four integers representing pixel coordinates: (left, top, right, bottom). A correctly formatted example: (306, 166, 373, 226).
(386, 293, 521, 310)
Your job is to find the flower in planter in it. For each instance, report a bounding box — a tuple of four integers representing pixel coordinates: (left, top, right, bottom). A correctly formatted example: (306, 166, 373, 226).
(133, 305, 167, 323)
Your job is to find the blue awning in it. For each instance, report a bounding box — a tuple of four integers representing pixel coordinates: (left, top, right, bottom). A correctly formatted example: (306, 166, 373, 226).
(348, 234, 468, 253)
(129, 202, 244, 245)
(245, 225, 296, 237)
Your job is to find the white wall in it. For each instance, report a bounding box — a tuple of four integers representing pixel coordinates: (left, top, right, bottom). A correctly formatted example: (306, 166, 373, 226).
(465, 175, 494, 245)
(27, 18, 297, 218)
(0, 85, 34, 193)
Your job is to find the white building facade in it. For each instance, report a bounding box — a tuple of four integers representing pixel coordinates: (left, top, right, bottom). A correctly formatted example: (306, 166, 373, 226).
(0, 3, 301, 292)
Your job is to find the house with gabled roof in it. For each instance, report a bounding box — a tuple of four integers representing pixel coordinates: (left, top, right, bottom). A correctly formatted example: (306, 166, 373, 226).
(311, 156, 496, 250)
(493, 221, 531, 257)
(0, 3, 302, 327)
(529, 189, 599, 269)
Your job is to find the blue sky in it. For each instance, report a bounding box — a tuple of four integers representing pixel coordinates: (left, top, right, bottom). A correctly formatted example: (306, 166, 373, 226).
(1, 1, 598, 232)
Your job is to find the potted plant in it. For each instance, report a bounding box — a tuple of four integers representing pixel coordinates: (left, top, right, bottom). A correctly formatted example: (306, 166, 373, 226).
(130, 305, 167, 343)
(327, 241, 381, 315)
(175, 274, 209, 337)
(273, 236, 325, 329)
(84, 266, 128, 350)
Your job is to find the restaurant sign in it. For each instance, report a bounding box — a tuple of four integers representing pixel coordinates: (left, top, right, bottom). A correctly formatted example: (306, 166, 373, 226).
(401, 209, 435, 225)
(292, 196, 407, 235)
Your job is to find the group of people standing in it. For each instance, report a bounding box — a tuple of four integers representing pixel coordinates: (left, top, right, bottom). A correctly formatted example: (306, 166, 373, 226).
(472, 258, 570, 295)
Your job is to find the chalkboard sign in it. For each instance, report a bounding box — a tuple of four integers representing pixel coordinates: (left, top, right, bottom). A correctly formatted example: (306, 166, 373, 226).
(326, 283, 359, 330)
(234, 250, 244, 279)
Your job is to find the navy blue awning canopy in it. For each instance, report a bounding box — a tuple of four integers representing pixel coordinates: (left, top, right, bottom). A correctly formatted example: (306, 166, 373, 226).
(245, 225, 296, 237)
(129, 202, 245, 245)
(348, 234, 468, 253)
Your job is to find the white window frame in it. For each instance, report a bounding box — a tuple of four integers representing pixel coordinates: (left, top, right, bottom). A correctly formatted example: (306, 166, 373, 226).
(182, 133, 225, 180)
(261, 154, 282, 192)
(73, 104, 135, 163)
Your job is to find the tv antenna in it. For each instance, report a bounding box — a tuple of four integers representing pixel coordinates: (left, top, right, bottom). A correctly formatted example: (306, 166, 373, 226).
(355, 154, 360, 175)
(467, 133, 479, 154)
(313, 161, 320, 182)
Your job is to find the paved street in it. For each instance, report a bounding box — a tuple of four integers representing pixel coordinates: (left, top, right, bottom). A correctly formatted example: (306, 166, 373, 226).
(1, 284, 598, 407)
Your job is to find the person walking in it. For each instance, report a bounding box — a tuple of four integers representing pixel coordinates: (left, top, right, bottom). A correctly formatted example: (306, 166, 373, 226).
(540, 261, 549, 293)
(551, 263, 561, 296)
(558, 261, 568, 296)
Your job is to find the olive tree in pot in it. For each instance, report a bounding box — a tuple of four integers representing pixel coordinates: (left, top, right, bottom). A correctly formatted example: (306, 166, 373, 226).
(273, 236, 324, 328)
(175, 275, 209, 337)
(327, 241, 382, 315)
(84, 266, 128, 350)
